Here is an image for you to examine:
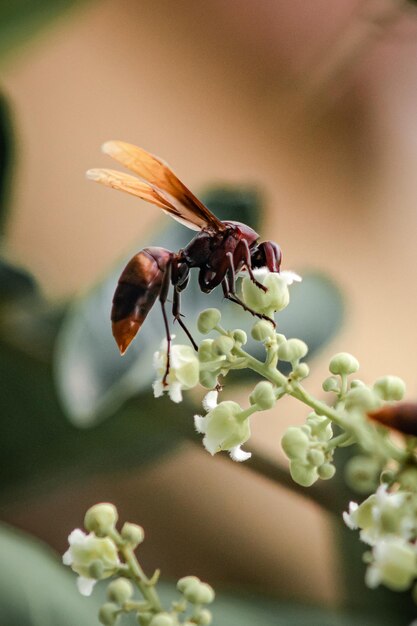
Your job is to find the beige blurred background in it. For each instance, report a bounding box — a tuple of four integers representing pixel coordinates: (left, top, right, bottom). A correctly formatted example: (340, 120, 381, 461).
(2, 0, 417, 608)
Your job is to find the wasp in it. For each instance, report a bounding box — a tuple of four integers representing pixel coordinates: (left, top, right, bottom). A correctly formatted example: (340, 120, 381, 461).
(87, 141, 282, 382)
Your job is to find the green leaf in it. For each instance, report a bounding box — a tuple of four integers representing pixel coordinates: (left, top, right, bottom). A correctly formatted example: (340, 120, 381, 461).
(0, 338, 184, 502)
(0, 1, 88, 61)
(0, 92, 14, 234)
(54, 188, 343, 426)
(0, 524, 101, 626)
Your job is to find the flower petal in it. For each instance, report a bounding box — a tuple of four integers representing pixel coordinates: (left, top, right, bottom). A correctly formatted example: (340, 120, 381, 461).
(280, 271, 302, 285)
(168, 381, 183, 403)
(77, 576, 97, 597)
(229, 446, 251, 462)
(194, 414, 206, 434)
(203, 390, 218, 412)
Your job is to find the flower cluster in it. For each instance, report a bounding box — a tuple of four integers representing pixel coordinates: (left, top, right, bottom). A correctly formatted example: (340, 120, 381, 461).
(63, 503, 215, 626)
(146, 265, 417, 608)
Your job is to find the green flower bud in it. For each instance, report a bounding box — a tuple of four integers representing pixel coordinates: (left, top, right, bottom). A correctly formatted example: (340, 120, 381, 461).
(107, 578, 134, 604)
(138, 613, 153, 626)
(85, 503, 118, 536)
(281, 427, 310, 461)
(322, 376, 340, 393)
(98, 603, 119, 626)
(398, 467, 417, 491)
(373, 376, 406, 402)
(195, 609, 213, 625)
(183, 581, 215, 604)
(350, 379, 366, 389)
(292, 363, 310, 380)
(307, 449, 325, 467)
(251, 320, 275, 341)
(317, 463, 336, 480)
(198, 339, 216, 363)
(212, 335, 235, 356)
(329, 352, 359, 376)
(199, 370, 219, 389)
(177, 575, 200, 593)
(149, 613, 175, 626)
(121, 522, 145, 547)
(197, 309, 221, 334)
(278, 339, 308, 364)
(307, 414, 333, 441)
(345, 456, 380, 494)
(345, 387, 379, 412)
(232, 329, 247, 345)
(289, 460, 318, 487)
(249, 381, 276, 410)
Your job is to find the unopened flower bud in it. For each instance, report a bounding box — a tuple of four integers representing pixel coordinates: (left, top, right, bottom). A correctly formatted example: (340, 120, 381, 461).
(249, 381, 276, 410)
(196, 609, 212, 625)
(317, 463, 336, 480)
(197, 309, 221, 334)
(84, 503, 118, 536)
(251, 320, 275, 341)
(278, 338, 308, 364)
(183, 581, 215, 604)
(322, 376, 340, 393)
(329, 352, 359, 376)
(232, 329, 247, 345)
(281, 427, 309, 461)
(212, 335, 234, 356)
(138, 612, 153, 626)
(345, 456, 380, 494)
(199, 370, 219, 389)
(149, 613, 176, 626)
(307, 449, 325, 467)
(98, 603, 119, 626)
(177, 575, 200, 593)
(198, 340, 215, 363)
(350, 379, 366, 389)
(107, 578, 133, 604)
(121, 522, 144, 547)
(373, 376, 406, 402)
(292, 363, 310, 380)
(289, 460, 318, 487)
(398, 467, 417, 491)
(345, 387, 379, 412)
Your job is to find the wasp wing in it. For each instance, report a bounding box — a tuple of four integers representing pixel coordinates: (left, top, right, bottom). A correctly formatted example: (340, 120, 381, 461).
(101, 140, 226, 232)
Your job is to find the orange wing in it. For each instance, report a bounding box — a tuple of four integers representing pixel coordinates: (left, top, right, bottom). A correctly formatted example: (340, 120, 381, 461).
(88, 141, 226, 232)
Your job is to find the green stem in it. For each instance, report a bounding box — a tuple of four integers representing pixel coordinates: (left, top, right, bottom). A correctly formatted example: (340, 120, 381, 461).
(110, 531, 163, 613)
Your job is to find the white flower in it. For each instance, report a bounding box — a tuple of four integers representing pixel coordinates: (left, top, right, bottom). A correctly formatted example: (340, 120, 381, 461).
(365, 537, 417, 592)
(153, 337, 199, 403)
(194, 392, 251, 461)
(343, 502, 359, 530)
(62, 529, 120, 596)
(241, 269, 301, 317)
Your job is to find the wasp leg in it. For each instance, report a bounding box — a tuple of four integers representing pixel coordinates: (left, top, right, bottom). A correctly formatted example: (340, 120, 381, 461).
(223, 252, 276, 327)
(237, 239, 267, 292)
(172, 288, 198, 351)
(159, 258, 173, 386)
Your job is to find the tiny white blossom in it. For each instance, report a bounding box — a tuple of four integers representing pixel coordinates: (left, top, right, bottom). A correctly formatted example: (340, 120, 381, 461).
(153, 337, 199, 403)
(194, 395, 251, 461)
(365, 537, 417, 591)
(241, 269, 301, 317)
(63, 529, 120, 596)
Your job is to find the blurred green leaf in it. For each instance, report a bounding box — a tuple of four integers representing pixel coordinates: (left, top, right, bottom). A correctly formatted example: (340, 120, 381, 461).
(0, 92, 13, 234)
(54, 188, 343, 426)
(0, 0, 88, 61)
(0, 524, 101, 626)
(0, 338, 184, 502)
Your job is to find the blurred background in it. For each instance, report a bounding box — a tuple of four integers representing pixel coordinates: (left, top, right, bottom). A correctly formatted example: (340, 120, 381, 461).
(1, 1, 417, 624)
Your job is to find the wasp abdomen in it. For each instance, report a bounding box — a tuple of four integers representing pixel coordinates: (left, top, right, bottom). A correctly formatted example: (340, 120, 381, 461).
(111, 248, 171, 354)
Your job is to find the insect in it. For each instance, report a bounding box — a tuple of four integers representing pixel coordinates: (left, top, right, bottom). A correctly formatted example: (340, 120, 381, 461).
(87, 141, 282, 383)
